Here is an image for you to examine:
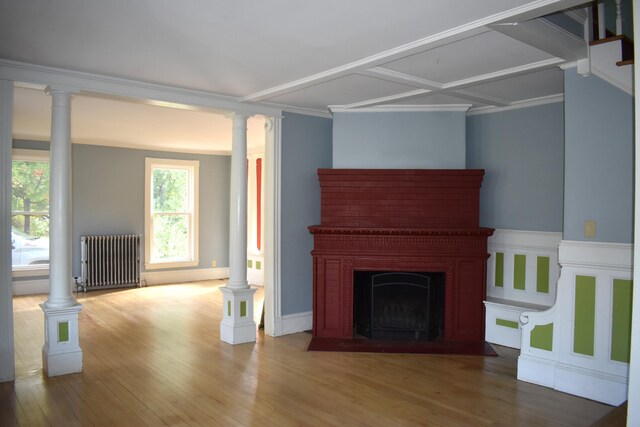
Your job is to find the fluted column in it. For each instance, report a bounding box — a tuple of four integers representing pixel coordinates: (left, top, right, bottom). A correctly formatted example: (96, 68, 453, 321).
(220, 113, 256, 344)
(41, 86, 83, 376)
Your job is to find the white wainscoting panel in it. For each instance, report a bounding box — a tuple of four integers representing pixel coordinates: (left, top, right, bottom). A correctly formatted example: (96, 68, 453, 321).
(518, 240, 632, 405)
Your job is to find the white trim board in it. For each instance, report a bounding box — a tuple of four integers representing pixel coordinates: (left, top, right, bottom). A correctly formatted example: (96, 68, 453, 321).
(141, 267, 229, 286)
(274, 311, 313, 336)
(13, 279, 48, 296)
(467, 94, 564, 116)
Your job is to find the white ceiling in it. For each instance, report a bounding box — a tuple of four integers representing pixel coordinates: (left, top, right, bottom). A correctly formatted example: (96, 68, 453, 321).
(0, 0, 589, 153)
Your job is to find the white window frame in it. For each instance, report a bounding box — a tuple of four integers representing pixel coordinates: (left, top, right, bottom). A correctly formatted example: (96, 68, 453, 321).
(144, 158, 199, 270)
(11, 149, 50, 275)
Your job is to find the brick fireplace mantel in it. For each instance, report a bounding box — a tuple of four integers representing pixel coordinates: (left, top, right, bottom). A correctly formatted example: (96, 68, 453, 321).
(309, 169, 493, 343)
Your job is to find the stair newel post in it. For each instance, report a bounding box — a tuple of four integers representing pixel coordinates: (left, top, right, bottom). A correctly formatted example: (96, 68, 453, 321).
(598, 1, 606, 40)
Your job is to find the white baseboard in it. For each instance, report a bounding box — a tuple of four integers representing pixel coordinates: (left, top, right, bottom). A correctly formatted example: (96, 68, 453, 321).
(13, 279, 49, 295)
(141, 267, 229, 286)
(273, 311, 312, 337)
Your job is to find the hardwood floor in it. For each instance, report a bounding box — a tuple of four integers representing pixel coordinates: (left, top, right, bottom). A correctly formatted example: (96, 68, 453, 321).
(1, 281, 614, 426)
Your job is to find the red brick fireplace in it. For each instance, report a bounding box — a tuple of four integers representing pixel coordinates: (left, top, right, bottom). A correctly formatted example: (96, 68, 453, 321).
(309, 169, 493, 343)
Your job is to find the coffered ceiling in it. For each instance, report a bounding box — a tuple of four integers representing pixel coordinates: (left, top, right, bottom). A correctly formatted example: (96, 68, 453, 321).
(0, 0, 589, 152)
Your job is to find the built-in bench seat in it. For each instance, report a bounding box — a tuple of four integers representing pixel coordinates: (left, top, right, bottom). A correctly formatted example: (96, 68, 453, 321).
(483, 230, 561, 349)
(484, 296, 550, 348)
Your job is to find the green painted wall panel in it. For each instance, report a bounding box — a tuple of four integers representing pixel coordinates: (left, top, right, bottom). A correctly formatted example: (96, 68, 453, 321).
(227, 301, 231, 317)
(611, 279, 633, 363)
(58, 321, 69, 343)
(256, 261, 262, 270)
(240, 301, 247, 317)
(247, 260, 253, 268)
(495, 252, 504, 287)
(574, 275, 596, 356)
(514, 254, 526, 290)
(537, 256, 550, 294)
(531, 323, 553, 351)
(496, 319, 519, 329)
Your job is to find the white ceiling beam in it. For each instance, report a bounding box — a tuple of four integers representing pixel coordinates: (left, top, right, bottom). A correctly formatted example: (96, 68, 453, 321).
(357, 68, 444, 90)
(241, 0, 588, 104)
(0, 59, 283, 117)
(442, 58, 564, 90)
(329, 89, 431, 110)
(447, 89, 512, 107)
(328, 58, 562, 110)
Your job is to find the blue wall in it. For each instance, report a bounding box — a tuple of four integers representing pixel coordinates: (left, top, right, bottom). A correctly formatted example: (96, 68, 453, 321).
(280, 112, 332, 316)
(332, 111, 466, 168)
(564, 71, 633, 243)
(466, 103, 565, 232)
(72, 144, 231, 275)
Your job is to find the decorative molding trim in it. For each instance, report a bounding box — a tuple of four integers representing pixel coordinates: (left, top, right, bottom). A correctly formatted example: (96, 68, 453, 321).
(261, 102, 331, 119)
(559, 61, 577, 70)
(12, 266, 49, 278)
(13, 279, 49, 296)
(330, 104, 471, 113)
(242, 0, 584, 103)
(467, 94, 564, 116)
(141, 267, 229, 286)
(488, 229, 563, 252)
(0, 59, 282, 117)
(558, 240, 633, 271)
(73, 139, 231, 156)
(274, 311, 313, 336)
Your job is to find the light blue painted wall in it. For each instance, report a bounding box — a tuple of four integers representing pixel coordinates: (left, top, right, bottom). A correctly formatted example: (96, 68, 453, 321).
(280, 112, 332, 316)
(71, 144, 230, 275)
(564, 70, 633, 243)
(466, 103, 564, 232)
(332, 111, 466, 168)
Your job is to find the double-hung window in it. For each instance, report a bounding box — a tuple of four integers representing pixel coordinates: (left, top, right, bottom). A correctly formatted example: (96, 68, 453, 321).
(145, 158, 199, 269)
(11, 149, 50, 273)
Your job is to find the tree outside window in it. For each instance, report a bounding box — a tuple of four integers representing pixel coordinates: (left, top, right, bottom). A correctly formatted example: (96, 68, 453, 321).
(11, 150, 50, 268)
(145, 158, 199, 269)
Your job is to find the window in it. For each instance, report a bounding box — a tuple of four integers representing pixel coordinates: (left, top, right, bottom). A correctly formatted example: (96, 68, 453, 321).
(145, 158, 199, 269)
(11, 149, 50, 272)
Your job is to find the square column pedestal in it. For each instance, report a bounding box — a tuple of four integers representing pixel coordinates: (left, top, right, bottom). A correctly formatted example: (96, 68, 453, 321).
(220, 287, 257, 344)
(40, 303, 83, 376)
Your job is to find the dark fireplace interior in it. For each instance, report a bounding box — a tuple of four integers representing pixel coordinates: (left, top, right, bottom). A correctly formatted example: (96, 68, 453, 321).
(354, 271, 445, 341)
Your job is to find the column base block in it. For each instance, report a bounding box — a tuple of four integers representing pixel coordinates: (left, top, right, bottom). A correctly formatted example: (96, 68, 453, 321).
(219, 286, 257, 345)
(220, 319, 257, 344)
(42, 347, 83, 377)
(41, 302, 83, 377)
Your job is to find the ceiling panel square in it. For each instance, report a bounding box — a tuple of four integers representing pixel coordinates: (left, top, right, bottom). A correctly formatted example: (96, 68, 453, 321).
(266, 74, 418, 110)
(381, 30, 556, 84)
(464, 67, 563, 102)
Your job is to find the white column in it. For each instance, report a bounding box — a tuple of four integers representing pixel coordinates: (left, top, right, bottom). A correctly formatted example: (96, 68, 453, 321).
(41, 86, 82, 376)
(0, 79, 15, 382)
(220, 113, 256, 344)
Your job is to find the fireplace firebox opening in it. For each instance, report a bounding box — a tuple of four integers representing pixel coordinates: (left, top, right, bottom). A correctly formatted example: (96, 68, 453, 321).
(354, 271, 445, 341)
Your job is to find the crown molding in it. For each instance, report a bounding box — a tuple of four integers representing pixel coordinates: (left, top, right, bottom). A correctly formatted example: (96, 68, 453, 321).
(466, 93, 563, 115)
(0, 59, 282, 117)
(330, 104, 472, 113)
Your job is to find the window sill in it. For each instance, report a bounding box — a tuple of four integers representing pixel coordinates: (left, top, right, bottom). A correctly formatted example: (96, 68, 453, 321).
(144, 260, 199, 270)
(12, 265, 50, 278)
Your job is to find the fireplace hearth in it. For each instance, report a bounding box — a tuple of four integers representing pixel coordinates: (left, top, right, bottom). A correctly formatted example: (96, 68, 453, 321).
(309, 169, 493, 347)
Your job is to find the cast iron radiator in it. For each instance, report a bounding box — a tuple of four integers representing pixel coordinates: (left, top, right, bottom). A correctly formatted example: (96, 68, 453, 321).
(80, 234, 141, 290)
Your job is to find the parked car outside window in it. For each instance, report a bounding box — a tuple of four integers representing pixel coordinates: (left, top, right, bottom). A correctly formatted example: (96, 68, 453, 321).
(11, 227, 49, 267)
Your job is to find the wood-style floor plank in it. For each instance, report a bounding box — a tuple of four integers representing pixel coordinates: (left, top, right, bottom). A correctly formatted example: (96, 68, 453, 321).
(1, 280, 616, 426)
